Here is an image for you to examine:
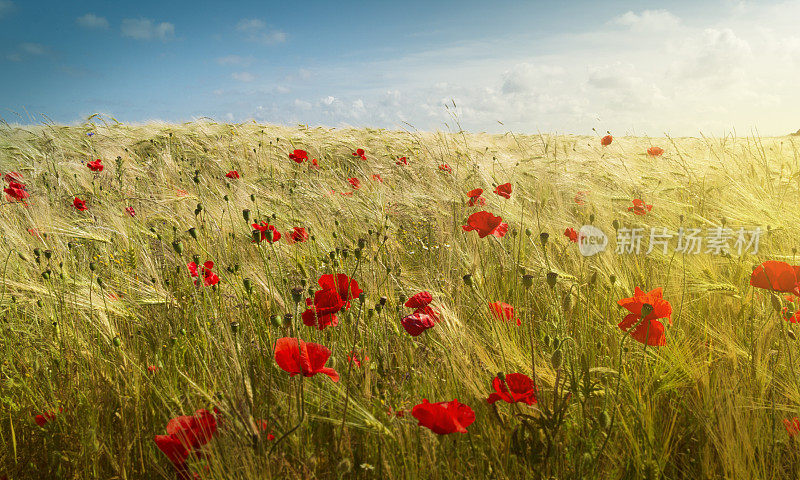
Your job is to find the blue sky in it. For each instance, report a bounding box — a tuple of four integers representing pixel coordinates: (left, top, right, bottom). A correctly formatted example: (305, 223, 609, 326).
(2, 0, 799, 135)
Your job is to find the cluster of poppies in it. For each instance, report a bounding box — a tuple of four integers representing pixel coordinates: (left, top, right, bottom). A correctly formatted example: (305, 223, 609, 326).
(87, 158, 103, 172)
(251, 221, 308, 245)
(301, 274, 363, 330)
(187, 261, 219, 287)
(153, 409, 218, 478)
(3, 171, 28, 202)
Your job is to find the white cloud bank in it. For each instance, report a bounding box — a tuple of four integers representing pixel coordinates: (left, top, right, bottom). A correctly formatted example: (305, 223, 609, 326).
(121, 18, 174, 41)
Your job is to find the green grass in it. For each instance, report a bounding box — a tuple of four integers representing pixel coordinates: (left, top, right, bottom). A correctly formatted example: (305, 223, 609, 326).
(2, 118, 800, 479)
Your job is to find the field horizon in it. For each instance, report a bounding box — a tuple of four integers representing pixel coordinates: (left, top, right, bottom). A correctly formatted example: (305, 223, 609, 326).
(3, 118, 800, 479)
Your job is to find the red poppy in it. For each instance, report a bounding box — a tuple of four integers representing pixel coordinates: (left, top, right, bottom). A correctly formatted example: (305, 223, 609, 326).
(166, 409, 218, 450)
(617, 287, 672, 346)
(784, 306, 800, 323)
(73, 197, 88, 211)
(347, 351, 370, 368)
(466, 188, 486, 207)
(785, 417, 800, 438)
(252, 221, 281, 243)
(439, 164, 452, 173)
(310, 158, 319, 168)
(371, 174, 383, 183)
(462, 211, 508, 238)
(628, 199, 652, 215)
(3, 172, 22, 183)
(289, 149, 309, 163)
(287, 227, 309, 244)
(564, 227, 579, 243)
(87, 159, 104, 172)
(486, 373, 537, 405)
(125, 206, 136, 217)
(574, 191, 588, 205)
(4, 181, 29, 201)
(274, 337, 339, 381)
(154, 434, 190, 466)
(188, 261, 219, 287)
(258, 420, 276, 440)
(405, 291, 441, 322)
(401, 312, 435, 336)
(302, 274, 362, 330)
(750, 261, 800, 295)
(225, 170, 240, 179)
(489, 302, 520, 326)
(148, 365, 159, 373)
(601, 135, 613, 146)
(411, 399, 475, 435)
(34, 408, 62, 426)
(352, 148, 367, 160)
(647, 146, 664, 157)
(493, 183, 512, 199)
(396, 156, 408, 166)
(348, 177, 361, 189)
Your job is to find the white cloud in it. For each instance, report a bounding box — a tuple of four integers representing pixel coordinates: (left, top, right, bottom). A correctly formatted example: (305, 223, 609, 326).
(235, 18, 286, 45)
(611, 9, 681, 32)
(231, 72, 255, 82)
(77, 13, 109, 30)
(0, 0, 13, 18)
(669, 28, 752, 81)
(6, 42, 49, 62)
(216, 55, 254, 66)
(121, 18, 174, 41)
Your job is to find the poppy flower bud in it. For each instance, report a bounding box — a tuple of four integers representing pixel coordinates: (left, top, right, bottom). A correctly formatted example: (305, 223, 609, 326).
(368, 308, 375, 318)
(523, 274, 534, 288)
(192, 254, 200, 265)
(34, 248, 41, 258)
(589, 271, 597, 286)
(539, 232, 549, 246)
(67, 242, 75, 249)
(546, 272, 558, 288)
(525, 228, 532, 236)
(399, 294, 407, 305)
(172, 241, 183, 255)
(97, 277, 104, 288)
(41, 271, 50, 280)
(89, 262, 96, 272)
(265, 230, 274, 242)
(188, 227, 198, 239)
(358, 238, 366, 249)
(771, 294, 782, 312)
(599, 410, 611, 429)
(291, 286, 303, 303)
(36, 299, 43, 307)
(562, 293, 573, 312)
(543, 334, 551, 346)
(463, 274, 473, 286)
(550, 349, 563, 370)
(359, 292, 366, 302)
(283, 313, 293, 327)
(269, 315, 280, 328)
(612, 219, 620, 231)
(230, 321, 239, 334)
(609, 275, 616, 285)
(112, 336, 122, 347)
(252, 230, 262, 243)
(341, 249, 349, 259)
(379, 296, 387, 306)
(193, 175, 200, 184)
(243, 278, 253, 293)
(223, 194, 229, 202)
(589, 213, 595, 224)
(250, 194, 256, 202)
(44, 250, 52, 260)
(354, 248, 362, 259)
(242, 209, 251, 222)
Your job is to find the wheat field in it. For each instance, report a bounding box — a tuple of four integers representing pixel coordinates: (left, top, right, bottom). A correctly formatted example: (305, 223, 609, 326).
(1, 117, 800, 479)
